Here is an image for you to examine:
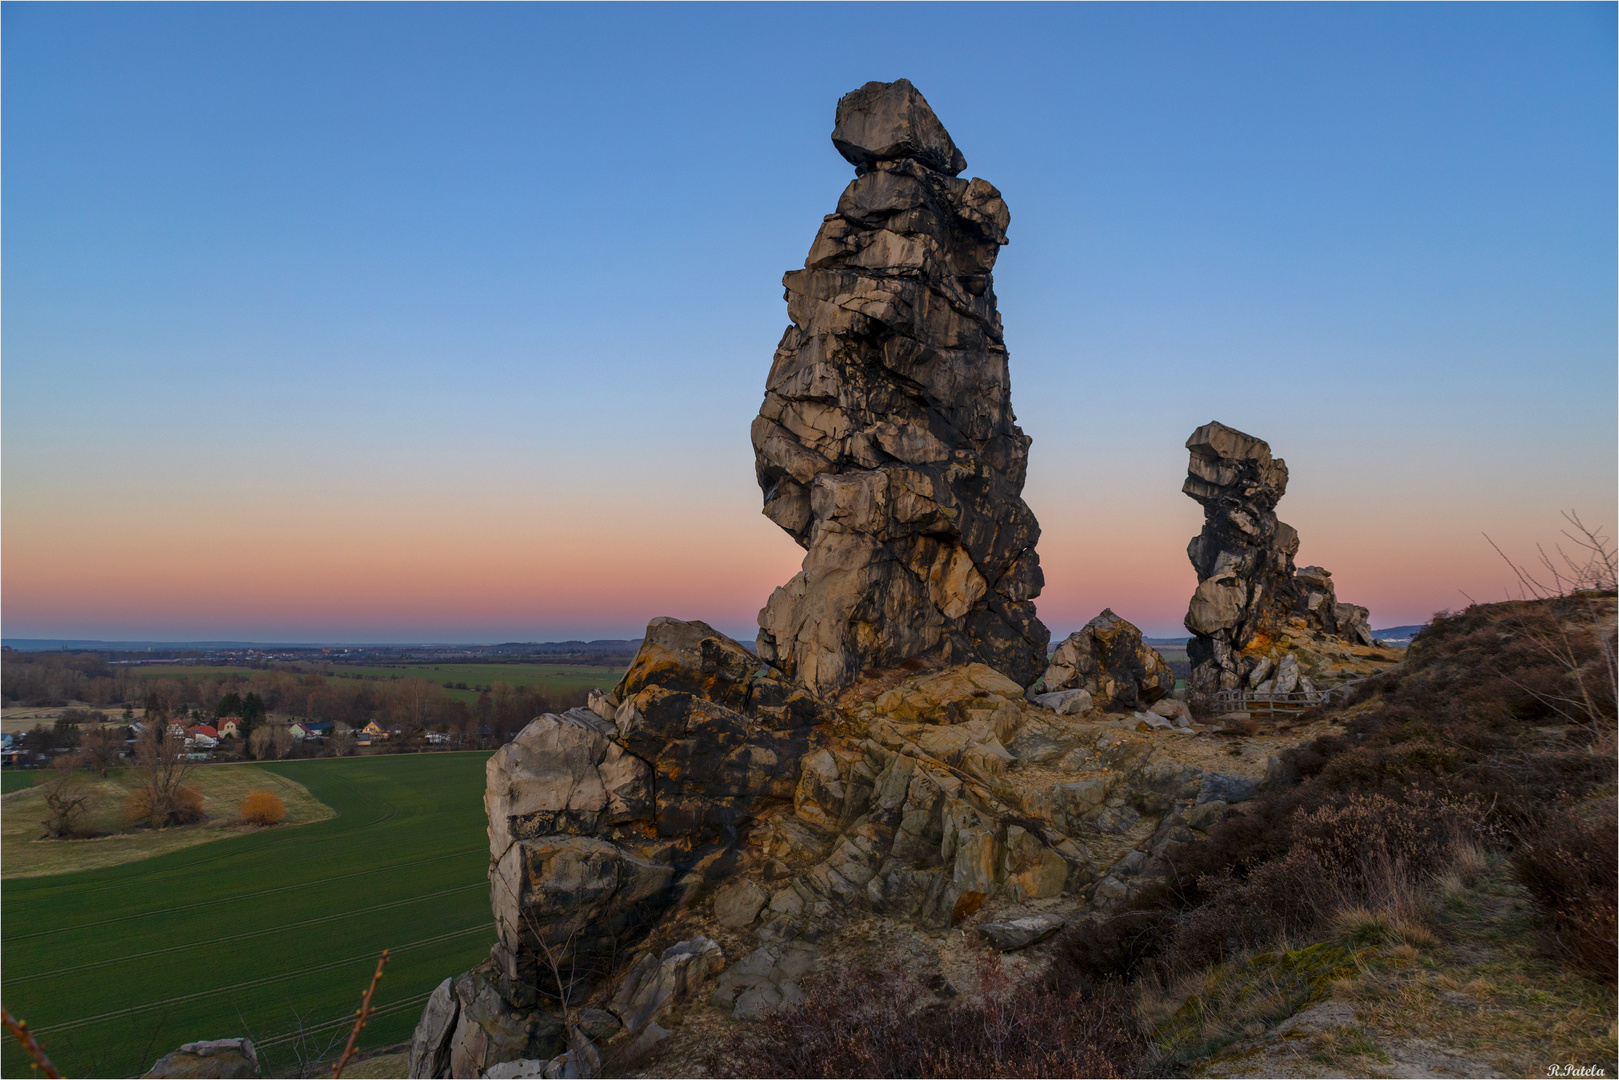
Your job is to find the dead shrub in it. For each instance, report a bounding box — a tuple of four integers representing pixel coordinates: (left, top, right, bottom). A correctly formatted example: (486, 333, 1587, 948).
(710, 953, 1139, 1079)
(1511, 801, 1617, 986)
(240, 789, 287, 825)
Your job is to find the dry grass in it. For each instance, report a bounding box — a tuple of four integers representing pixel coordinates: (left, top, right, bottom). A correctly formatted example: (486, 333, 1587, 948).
(0, 764, 331, 878)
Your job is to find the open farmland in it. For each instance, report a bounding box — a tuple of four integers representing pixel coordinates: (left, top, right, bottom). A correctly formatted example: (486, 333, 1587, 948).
(0, 752, 495, 1078)
(121, 660, 624, 704)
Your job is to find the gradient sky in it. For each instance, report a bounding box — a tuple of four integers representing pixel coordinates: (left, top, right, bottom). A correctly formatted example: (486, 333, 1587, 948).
(4, 3, 1615, 643)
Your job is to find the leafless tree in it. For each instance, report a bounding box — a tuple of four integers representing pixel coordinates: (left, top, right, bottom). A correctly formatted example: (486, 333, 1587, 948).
(1483, 510, 1618, 737)
(127, 714, 200, 828)
(40, 756, 93, 838)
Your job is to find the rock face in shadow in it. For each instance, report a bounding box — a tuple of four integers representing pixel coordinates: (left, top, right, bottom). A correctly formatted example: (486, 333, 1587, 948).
(1036, 609, 1175, 712)
(1182, 421, 1376, 696)
(411, 618, 828, 1078)
(752, 78, 1049, 695)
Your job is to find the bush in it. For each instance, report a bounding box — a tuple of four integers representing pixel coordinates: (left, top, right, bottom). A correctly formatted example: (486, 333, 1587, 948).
(711, 953, 1138, 1078)
(1512, 802, 1617, 986)
(124, 783, 204, 828)
(240, 789, 287, 826)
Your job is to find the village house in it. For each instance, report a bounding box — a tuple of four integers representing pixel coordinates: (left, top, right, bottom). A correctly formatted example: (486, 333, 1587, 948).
(217, 716, 244, 738)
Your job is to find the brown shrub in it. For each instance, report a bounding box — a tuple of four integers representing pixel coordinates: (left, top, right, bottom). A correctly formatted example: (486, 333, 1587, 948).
(240, 789, 287, 826)
(1512, 801, 1617, 986)
(710, 953, 1139, 1079)
(124, 783, 204, 828)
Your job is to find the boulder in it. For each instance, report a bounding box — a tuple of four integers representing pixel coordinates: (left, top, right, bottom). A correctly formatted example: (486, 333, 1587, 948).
(1181, 422, 1382, 695)
(443, 964, 562, 1079)
(1149, 698, 1192, 725)
(1039, 610, 1173, 711)
(1032, 687, 1092, 715)
(976, 914, 1065, 951)
(754, 78, 1049, 695)
(609, 937, 725, 1037)
(145, 1040, 258, 1079)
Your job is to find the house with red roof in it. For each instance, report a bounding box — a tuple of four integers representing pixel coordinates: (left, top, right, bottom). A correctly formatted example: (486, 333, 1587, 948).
(217, 716, 244, 738)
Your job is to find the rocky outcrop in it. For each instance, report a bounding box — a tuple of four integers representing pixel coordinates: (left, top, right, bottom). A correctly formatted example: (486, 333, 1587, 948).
(412, 618, 826, 1078)
(753, 78, 1049, 694)
(144, 1040, 258, 1079)
(1034, 609, 1175, 711)
(1182, 421, 1380, 697)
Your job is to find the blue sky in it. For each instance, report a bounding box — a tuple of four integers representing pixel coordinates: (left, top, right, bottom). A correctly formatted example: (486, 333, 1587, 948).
(4, 3, 1614, 642)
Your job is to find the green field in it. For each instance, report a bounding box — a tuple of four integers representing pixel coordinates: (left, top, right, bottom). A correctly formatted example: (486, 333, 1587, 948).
(2, 770, 37, 794)
(1, 753, 495, 1078)
(126, 661, 624, 704)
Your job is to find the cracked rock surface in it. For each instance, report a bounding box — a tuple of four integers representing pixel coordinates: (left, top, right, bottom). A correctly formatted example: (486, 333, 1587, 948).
(753, 78, 1049, 695)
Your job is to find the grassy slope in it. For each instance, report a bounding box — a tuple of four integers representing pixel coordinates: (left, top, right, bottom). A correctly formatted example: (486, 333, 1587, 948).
(0, 752, 494, 1079)
(1, 764, 332, 879)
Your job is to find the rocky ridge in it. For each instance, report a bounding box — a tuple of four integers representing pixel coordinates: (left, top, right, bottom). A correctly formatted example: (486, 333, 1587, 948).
(752, 77, 1049, 695)
(1182, 421, 1391, 698)
(407, 611, 1314, 1079)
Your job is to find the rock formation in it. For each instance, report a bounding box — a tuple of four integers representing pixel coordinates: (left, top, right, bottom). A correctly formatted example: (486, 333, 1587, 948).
(1182, 421, 1377, 697)
(752, 78, 1049, 694)
(1034, 609, 1176, 712)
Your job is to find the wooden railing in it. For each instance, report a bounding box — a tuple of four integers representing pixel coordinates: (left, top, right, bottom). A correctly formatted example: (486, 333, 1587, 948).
(1212, 678, 1364, 715)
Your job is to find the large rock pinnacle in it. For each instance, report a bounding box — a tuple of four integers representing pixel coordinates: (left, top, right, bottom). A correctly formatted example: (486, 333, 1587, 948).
(1182, 421, 1373, 697)
(753, 79, 1049, 694)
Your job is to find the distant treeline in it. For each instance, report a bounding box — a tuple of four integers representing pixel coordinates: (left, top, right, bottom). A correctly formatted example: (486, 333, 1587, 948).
(1, 652, 593, 743)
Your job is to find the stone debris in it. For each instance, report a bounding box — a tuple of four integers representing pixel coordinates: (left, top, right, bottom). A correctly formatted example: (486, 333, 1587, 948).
(1182, 421, 1388, 696)
(607, 937, 725, 1040)
(753, 78, 1049, 694)
(1036, 609, 1175, 711)
(144, 1039, 259, 1079)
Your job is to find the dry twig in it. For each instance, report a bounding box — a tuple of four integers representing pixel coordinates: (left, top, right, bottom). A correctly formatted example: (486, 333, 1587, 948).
(2, 1005, 61, 1079)
(331, 950, 389, 1079)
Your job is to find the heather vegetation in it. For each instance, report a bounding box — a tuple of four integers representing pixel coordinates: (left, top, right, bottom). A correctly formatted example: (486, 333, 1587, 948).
(705, 584, 1616, 1078)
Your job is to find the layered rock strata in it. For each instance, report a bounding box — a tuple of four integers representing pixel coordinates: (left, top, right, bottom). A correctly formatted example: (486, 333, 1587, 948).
(753, 78, 1049, 694)
(1182, 421, 1377, 697)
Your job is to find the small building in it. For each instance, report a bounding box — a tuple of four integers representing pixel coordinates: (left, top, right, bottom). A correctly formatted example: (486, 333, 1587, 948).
(361, 721, 387, 740)
(217, 716, 244, 738)
(191, 724, 219, 740)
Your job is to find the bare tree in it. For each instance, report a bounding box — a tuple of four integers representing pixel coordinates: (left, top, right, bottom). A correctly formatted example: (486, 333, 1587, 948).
(127, 714, 201, 828)
(77, 725, 124, 777)
(39, 756, 93, 838)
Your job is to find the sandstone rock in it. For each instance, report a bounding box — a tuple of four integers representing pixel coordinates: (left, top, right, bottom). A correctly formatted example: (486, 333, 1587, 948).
(445, 964, 563, 1080)
(710, 941, 819, 1019)
(1032, 687, 1092, 715)
(754, 79, 1049, 694)
(409, 979, 459, 1078)
(976, 913, 1065, 951)
(1039, 610, 1173, 711)
(713, 877, 769, 928)
(1149, 698, 1193, 725)
(1182, 421, 1381, 695)
(145, 1039, 258, 1079)
(1198, 772, 1260, 805)
(608, 936, 724, 1038)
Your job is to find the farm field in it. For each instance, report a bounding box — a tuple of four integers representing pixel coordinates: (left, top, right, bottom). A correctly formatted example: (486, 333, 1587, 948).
(118, 661, 625, 704)
(0, 752, 495, 1078)
(2, 770, 38, 794)
(1, 764, 332, 879)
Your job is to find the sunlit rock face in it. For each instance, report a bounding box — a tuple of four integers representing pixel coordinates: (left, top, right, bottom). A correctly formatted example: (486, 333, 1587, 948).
(753, 78, 1049, 695)
(1182, 421, 1375, 697)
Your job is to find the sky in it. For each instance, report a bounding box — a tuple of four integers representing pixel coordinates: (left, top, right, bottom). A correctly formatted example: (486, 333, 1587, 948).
(3, 3, 1615, 644)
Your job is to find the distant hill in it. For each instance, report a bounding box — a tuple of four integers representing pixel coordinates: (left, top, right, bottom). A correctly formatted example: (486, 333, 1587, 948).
(1371, 624, 1428, 644)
